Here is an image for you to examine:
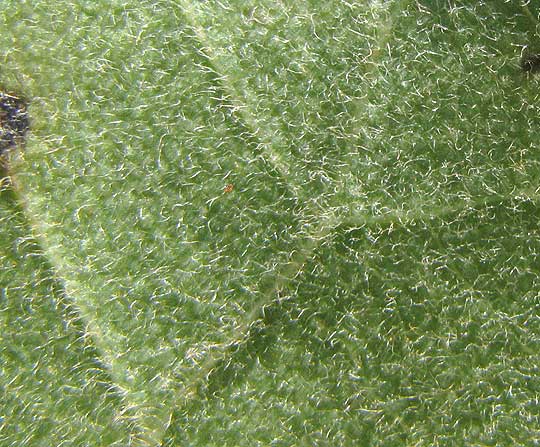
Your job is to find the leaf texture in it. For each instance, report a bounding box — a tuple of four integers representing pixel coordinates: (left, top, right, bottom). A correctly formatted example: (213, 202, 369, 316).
(1, 1, 540, 445)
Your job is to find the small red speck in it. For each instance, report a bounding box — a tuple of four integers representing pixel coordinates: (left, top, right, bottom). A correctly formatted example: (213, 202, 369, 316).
(224, 183, 234, 193)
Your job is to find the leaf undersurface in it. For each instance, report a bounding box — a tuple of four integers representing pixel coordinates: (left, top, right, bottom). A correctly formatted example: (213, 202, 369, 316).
(2, 1, 540, 446)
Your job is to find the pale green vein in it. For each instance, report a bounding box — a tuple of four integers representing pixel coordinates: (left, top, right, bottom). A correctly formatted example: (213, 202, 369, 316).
(160, 0, 400, 438)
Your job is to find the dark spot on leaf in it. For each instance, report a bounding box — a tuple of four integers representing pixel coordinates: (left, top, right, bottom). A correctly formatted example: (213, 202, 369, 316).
(521, 52, 540, 73)
(0, 91, 28, 156)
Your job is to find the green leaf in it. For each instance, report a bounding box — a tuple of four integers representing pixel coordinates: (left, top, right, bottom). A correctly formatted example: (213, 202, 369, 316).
(2, 1, 540, 445)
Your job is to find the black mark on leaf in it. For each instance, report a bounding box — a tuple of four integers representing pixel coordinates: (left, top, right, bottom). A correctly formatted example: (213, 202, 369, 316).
(521, 52, 540, 73)
(0, 91, 28, 156)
